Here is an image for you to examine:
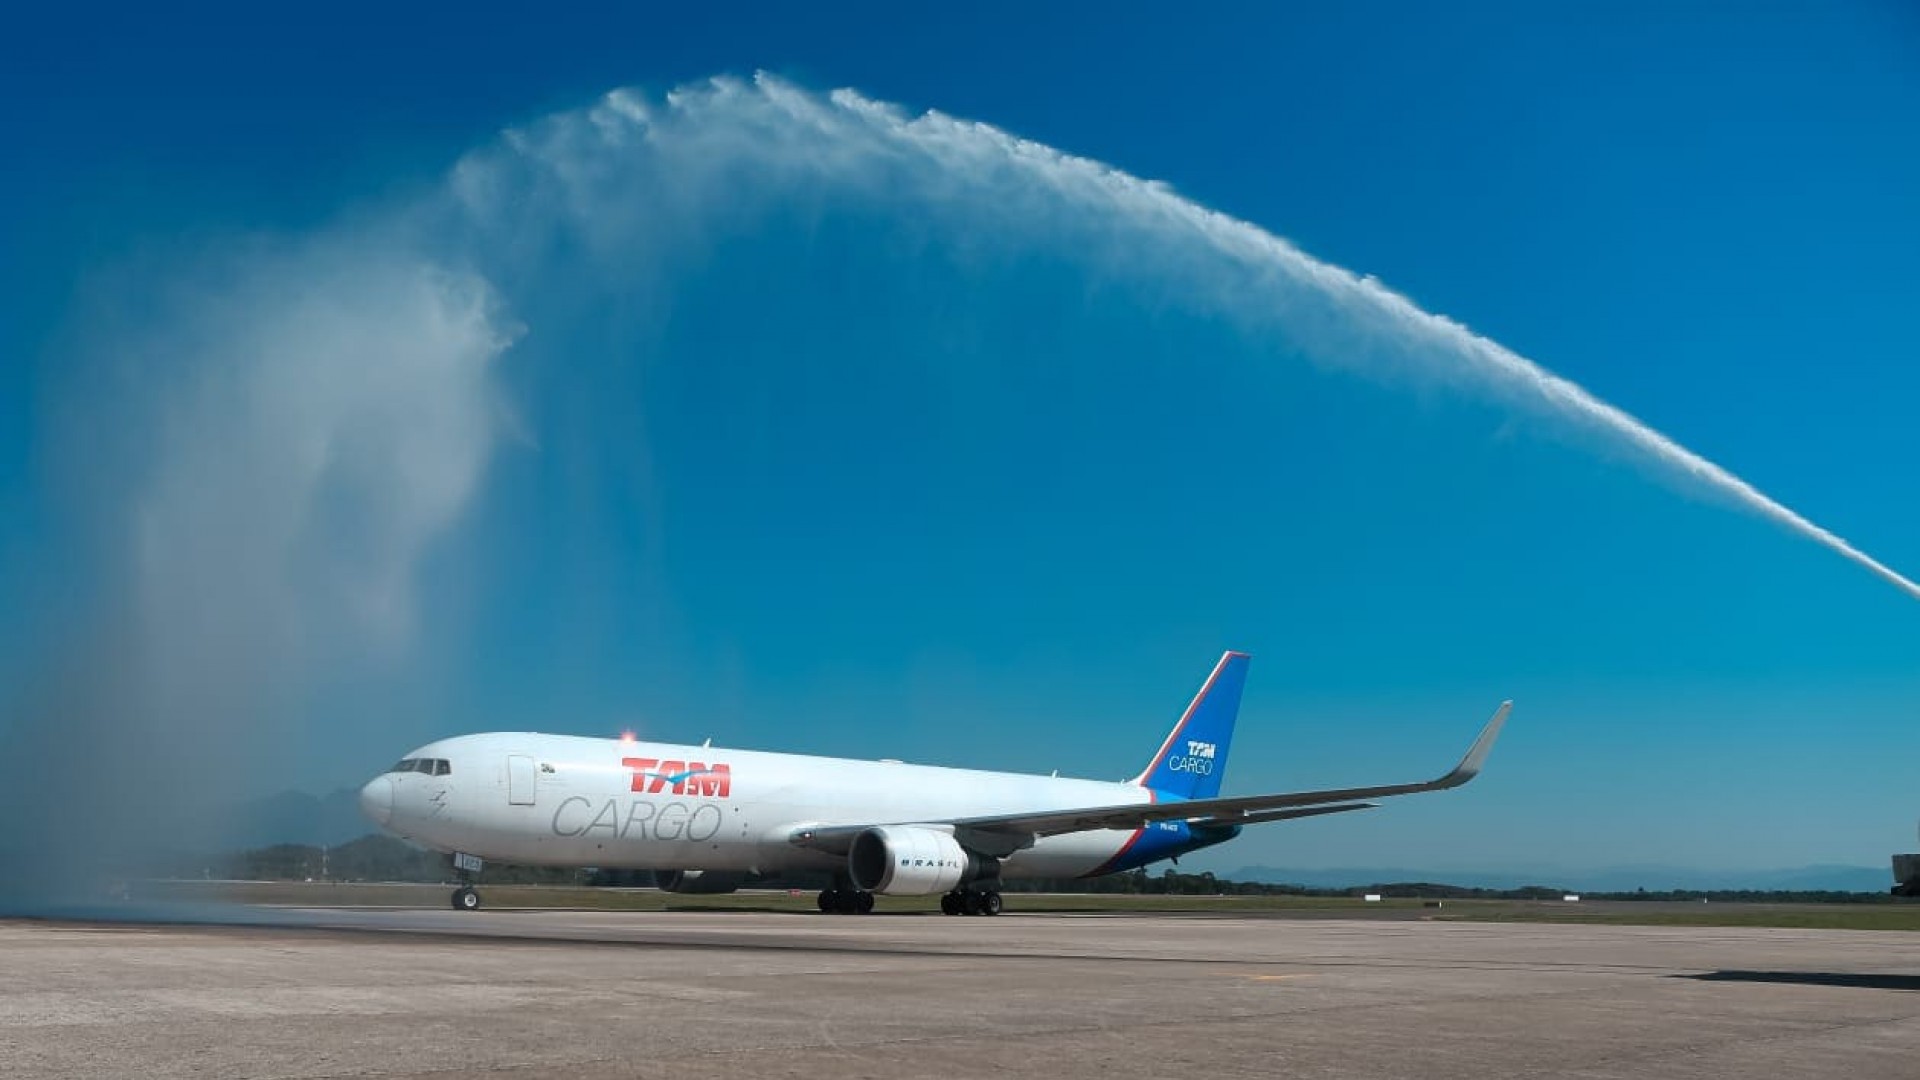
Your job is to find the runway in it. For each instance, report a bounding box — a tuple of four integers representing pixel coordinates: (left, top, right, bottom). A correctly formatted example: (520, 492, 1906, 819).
(4, 908, 1919, 1078)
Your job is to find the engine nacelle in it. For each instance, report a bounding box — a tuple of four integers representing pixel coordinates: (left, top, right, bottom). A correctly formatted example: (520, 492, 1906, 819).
(848, 826, 993, 895)
(654, 869, 745, 894)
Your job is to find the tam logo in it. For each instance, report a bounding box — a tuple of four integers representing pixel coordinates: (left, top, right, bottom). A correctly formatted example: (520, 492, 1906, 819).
(622, 757, 732, 797)
(1166, 739, 1217, 776)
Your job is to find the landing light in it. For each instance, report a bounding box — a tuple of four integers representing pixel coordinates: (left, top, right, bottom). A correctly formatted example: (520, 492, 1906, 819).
(620, 730, 636, 744)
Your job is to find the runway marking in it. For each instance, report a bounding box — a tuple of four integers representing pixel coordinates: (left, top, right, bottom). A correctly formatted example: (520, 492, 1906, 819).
(1240, 973, 1314, 981)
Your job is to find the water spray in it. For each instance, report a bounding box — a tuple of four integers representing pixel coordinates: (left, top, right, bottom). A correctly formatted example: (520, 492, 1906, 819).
(544, 74, 1914, 601)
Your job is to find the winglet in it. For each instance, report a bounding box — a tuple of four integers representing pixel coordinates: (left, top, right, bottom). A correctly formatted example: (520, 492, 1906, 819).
(1433, 700, 1510, 789)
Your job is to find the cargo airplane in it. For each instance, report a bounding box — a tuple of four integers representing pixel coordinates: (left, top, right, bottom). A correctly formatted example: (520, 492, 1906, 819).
(359, 652, 1510, 914)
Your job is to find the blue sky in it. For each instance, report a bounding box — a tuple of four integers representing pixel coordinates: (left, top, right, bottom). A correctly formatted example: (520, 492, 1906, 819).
(3, 2, 1918, 877)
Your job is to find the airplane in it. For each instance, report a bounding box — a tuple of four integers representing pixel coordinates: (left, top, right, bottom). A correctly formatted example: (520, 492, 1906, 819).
(358, 651, 1511, 915)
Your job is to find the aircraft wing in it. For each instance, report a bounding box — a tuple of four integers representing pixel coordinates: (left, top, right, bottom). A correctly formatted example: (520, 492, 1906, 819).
(790, 701, 1509, 856)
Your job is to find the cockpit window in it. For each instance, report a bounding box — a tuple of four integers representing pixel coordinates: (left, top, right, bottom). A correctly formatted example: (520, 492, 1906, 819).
(388, 757, 451, 776)
(432, 759, 451, 776)
(390, 758, 417, 774)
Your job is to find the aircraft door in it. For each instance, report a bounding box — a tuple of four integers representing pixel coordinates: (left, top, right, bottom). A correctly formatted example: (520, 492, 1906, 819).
(507, 754, 537, 806)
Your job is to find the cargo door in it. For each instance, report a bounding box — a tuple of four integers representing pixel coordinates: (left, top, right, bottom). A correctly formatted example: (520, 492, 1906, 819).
(507, 754, 538, 806)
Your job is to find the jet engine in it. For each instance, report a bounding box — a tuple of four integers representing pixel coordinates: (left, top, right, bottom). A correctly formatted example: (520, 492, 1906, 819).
(847, 825, 994, 895)
(653, 869, 746, 894)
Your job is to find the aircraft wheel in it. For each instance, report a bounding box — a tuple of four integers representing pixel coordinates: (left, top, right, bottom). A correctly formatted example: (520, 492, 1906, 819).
(963, 890, 987, 916)
(856, 891, 875, 914)
(452, 886, 481, 912)
(817, 889, 838, 913)
(834, 889, 861, 915)
(982, 891, 1003, 916)
(940, 893, 960, 916)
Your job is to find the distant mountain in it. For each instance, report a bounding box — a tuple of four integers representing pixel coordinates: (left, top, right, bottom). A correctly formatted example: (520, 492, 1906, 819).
(1226, 864, 1894, 893)
(232, 789, 368, 849)
(1226, 866, 1573, 892)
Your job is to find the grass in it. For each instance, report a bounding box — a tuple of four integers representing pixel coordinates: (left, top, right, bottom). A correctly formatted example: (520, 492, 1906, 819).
(130, 880, 1920, 930)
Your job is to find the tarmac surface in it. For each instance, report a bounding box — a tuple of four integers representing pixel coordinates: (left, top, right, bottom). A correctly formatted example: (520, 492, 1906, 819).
(4, 906, 1919, 1079)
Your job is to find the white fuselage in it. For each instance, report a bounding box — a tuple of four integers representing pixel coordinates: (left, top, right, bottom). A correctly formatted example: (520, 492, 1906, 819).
(362, 732, 1178, 880)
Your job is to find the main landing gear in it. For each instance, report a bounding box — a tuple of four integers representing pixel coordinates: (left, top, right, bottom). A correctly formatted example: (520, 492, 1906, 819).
(940, 888, 1003, 916)
(451, 885, 482, 911)
(817, 887, 876, 915)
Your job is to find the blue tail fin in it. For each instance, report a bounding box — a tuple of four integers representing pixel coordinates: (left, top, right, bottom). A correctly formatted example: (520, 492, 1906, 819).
(1132, 651, 1249, 800)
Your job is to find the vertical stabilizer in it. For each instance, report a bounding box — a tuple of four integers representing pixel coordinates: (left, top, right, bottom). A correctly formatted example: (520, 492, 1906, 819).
(1132, 651, 1249, 800)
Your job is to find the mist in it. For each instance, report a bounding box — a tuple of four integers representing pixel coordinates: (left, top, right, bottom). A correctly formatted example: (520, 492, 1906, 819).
(0, 237, 510, 909)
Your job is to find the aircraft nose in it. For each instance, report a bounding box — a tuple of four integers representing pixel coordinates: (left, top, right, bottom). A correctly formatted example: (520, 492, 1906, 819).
(358, 776, 393, 827)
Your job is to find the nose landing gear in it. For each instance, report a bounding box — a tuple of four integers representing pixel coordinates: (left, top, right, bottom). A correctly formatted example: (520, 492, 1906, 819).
(449, 852, 485, 911)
